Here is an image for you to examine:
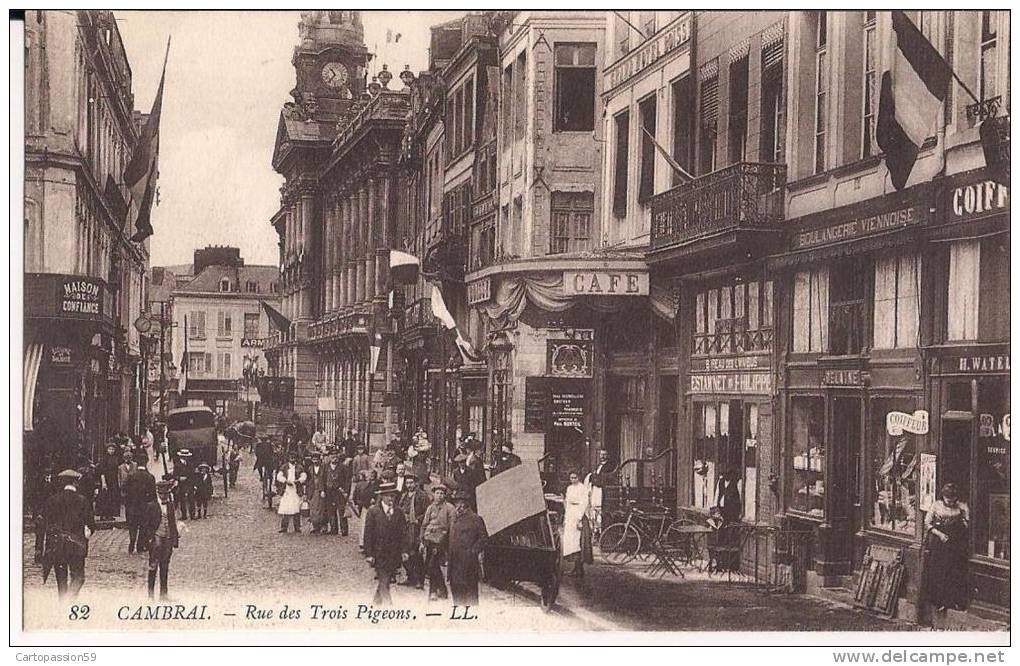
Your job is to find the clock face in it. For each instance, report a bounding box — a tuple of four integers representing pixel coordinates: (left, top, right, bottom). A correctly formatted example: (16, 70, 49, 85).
(321, 62, 349, 89)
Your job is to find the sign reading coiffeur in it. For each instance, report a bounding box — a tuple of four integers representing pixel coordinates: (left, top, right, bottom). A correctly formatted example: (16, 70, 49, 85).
(563, 271, 649, 296)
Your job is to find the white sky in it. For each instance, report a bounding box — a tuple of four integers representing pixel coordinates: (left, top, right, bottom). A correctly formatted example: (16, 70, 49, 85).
(117, 10, 463, 267)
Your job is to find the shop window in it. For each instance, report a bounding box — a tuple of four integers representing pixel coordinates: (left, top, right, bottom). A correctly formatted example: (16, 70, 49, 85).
(638, 94, 657, 202)
(612, 110, 630, 217)
(554, 44, 596, 132)
(975, 378, 1010, 560)
(671, 74, 694, 185)
(873, 253, 919, 349)
(549, 192, 593, 255)
(792, 268, 828, 353)
(870, 398, 919, 534)
(861, 12, 878, 158)
(790, 397, 825, 518)
(693, 279, 773, 356)
(728, 55, 749, 164)
(693, 400, 750, 519)
(698, 71, 719, 175)
(829, 257, 869, 355)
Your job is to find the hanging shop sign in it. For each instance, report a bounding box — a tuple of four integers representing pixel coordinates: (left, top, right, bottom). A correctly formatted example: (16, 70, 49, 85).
(241, 338, 264, 348)
(467, 277, 492, 305)
(549, 389, 585, 429)
(547, 339, 594, 378)
(58, 277, 104, 318)
(885, 410, 929, 436)
(689, 371, 772, 395)
(563, 270, 649, 296)
(607, 13, 692, 91)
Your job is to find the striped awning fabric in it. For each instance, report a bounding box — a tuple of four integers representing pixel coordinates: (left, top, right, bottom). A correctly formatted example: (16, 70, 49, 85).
(23, 343, 44, 431)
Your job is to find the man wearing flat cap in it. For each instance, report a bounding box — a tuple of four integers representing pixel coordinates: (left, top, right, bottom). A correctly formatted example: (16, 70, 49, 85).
(40, 470, 95, 597)
(363, 481, 409, 605)
(420, 483, 455, 600)
(399, 474, 429, 588)
(141, 480, 180, 599)
(447, 488, 488, 605)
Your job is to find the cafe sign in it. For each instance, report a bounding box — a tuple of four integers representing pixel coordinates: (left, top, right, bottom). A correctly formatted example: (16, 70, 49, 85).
(607, 13, 692, 91)
(886, 410, 929, 436)
(58, 277, 103, 317)
(563, 270, 649, 296)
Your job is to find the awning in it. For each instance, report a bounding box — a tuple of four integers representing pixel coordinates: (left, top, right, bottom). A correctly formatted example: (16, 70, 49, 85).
(23, 343, 44, 432)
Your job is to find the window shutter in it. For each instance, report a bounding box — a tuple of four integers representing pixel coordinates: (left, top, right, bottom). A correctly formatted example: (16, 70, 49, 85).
(700, 75, 720, 131)
(761, 23, 784, 70)
(205, 352, 212, 374)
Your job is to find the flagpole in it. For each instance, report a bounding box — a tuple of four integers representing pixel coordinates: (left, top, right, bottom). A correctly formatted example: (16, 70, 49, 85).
(641, 125, 694, 181)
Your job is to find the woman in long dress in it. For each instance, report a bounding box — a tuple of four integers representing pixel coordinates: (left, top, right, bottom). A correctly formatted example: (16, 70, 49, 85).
(924, 483, 969, 611)
(96, 443, 122, 519)
(562, 471, 591, 577)
(276, 452, 307, 533)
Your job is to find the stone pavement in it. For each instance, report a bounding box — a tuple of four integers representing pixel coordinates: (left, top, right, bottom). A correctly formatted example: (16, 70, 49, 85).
(22, 453, 589, 632)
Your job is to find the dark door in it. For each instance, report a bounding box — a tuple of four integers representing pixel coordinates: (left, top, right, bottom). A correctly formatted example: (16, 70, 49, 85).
(831, 396, 863, 557)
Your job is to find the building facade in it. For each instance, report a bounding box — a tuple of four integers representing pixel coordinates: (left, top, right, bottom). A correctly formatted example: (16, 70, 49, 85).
(164, 246, 280, 416)
(24, 10, 149, 485)
(772, 10, 1009, 624)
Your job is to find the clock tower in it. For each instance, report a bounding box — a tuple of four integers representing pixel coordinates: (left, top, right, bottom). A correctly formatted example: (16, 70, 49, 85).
(289, 10, 370, 123)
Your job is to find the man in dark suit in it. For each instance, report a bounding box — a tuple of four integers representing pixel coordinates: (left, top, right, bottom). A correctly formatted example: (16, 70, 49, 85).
(323, 448, 351, 536)
(491, 441, 522, 476)
(123, 463, 156, 553)
(362, 481, 408, 605)
(141, 480, 180, 600)
(41, 470, 95, 598)
(452, 452, 486, 510)
(447, 489, 488, 605)
(398, 474, 429, 588)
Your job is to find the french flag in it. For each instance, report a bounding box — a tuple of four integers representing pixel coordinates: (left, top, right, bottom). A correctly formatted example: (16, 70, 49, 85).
(877, 11, 953, 190)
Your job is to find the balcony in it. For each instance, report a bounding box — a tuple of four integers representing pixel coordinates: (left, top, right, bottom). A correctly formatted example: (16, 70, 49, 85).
(396, 297, 436, 350)
(649, 162, 786, 260)
(308, 311, 372, 344)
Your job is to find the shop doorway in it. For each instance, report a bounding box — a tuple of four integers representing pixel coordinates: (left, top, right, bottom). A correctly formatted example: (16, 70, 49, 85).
(831, 396, 863, 555)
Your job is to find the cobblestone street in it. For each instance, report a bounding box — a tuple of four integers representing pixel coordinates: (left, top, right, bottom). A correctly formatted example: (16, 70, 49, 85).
(23, 453, 588, 632)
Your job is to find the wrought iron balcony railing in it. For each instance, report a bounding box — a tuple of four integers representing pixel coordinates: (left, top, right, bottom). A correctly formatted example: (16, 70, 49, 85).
(650, 162, 786, 251)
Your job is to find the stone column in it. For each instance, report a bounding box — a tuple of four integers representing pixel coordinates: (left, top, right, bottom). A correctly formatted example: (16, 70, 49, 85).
(355, 185, 367, 305)
(377, 174, 393, 298)
(323, 199, 333, 313)
(344, 193, 354, 309)
(365, 177, 377, 304)
(299, 189, 315, 320)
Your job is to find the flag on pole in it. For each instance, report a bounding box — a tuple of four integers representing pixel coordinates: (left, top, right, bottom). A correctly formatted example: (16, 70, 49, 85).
(640, 125, 694, 182)
(430, 284, 484, 364)
(124, 38, 170, 242)
(877, 11, 952, 190)
(389, 249, 420, 285)
(260, 300, 291, 332)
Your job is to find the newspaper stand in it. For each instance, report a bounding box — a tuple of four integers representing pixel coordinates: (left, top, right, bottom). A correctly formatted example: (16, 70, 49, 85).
(476, 463, 561, 611)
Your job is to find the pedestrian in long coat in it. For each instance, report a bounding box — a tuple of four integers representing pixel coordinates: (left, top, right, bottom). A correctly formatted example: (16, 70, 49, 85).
(174, 450, 197, 520)
(447, 489, 488, 605)
(306, 453, 327, 533)
(399, 475, 429, 588)
(118, 452, 137, 504)
(363, 482, 409, 606)
(276, 452, 307, 533)
(96, 443, 122, 519)
(323, 451, 350, 536)
(41, 470, 95, 598)
(141, 480, 180, 600)
(123, 464, 156, 553)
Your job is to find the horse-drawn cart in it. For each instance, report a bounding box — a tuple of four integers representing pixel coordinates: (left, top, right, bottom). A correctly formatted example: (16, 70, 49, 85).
(476, 463, 561, 611)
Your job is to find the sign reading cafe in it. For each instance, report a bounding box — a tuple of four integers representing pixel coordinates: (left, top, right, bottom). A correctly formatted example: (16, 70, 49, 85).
(563, 270, 649, 296)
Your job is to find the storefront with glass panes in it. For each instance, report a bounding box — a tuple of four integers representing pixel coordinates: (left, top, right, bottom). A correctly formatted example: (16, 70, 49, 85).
(926, 167, 1009, 622)
(773, 186, 931, 600)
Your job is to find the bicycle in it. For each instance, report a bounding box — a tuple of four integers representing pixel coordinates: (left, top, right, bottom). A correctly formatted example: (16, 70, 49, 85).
(599, 501, 679, 565)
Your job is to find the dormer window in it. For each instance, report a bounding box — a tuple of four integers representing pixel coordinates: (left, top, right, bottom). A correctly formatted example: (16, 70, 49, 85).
(219, 278, 231, 292)
(246, 280, 259, 293)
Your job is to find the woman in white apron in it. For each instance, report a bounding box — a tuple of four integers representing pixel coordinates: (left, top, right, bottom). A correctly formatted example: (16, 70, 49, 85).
(562, 471, 591, 577)
(276, 452, 307, 533)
